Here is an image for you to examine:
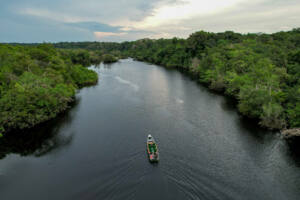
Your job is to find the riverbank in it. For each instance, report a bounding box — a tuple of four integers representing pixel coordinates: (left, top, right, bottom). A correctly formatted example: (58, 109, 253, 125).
(131, 56, 292, 132)
(1, 59, 300, 200)
(126, 31, 300, 131)
(282, 128, 300, 139)
(0, 44, 98, 136)
(51, 29, 300, 131)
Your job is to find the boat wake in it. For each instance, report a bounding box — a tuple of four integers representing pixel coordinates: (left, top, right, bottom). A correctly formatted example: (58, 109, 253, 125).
(115, 76, 139, 91)
(175, 98, 184, 104)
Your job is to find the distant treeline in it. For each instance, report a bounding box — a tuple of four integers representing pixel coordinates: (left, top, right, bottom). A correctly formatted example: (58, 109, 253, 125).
(53, 29, 300, 130)
(0, 44, 99, 135)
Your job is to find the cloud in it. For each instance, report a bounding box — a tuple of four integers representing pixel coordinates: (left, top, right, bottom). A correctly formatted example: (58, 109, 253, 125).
(132, 0, 246, 29)
(119, 27, 133, 31)
(0, 17, 94, 43)
(130, 0, 300, 38)
(94, 32, 127, 39)
(16, 0, 181, 24)
(176, 0, 300, 34)
(1, 0, 300, 42)
(65, 21, 121, 32)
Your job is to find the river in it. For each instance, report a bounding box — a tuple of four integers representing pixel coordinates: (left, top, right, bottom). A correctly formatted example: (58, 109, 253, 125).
(0, 59, 299, 200)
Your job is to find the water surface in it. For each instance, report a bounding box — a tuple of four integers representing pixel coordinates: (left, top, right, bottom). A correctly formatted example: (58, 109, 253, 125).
(1, 59, 299, 200)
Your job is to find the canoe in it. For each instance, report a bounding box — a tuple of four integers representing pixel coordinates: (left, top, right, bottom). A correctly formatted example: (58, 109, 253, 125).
(147, 134, 159, 162)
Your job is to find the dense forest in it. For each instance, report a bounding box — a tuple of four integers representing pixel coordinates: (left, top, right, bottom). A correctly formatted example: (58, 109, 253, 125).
(1, 29, 299, 133)
(55, 29, 300, 130)
(0, 44, 100, 136)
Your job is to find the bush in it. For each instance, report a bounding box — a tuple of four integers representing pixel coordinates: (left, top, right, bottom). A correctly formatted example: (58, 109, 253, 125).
(102, 54, 117, 63)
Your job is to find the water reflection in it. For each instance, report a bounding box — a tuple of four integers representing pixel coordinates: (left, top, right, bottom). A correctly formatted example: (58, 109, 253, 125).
(0, 100, 79, 159)
(286, 139, 300, 167)
(1, 60, 300, 200)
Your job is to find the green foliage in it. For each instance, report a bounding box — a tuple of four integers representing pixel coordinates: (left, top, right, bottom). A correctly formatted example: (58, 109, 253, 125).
(102, 54, 118, 63)
(287, 102, 300, 127)
(60, 49, 92, 66)
(118, 29, 299, 129)
(70, 65, 98, 87)
(0, 44, 98, 134)
(51, 28, 300, 129)
(58, 49, 118, 66)
(260, 102, 286, 129)
(0, 126, 4, 137)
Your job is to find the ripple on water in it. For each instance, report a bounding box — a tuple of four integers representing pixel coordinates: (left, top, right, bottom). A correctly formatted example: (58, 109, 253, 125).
(1, 59, 300, 200)
(115, 76, 140, 92)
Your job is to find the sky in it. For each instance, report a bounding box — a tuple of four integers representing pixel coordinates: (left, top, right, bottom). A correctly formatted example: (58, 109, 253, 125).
(0, 0, 300, 42)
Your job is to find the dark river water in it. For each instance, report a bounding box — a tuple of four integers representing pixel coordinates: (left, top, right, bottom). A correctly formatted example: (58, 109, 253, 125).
(1, 59, 300, 200)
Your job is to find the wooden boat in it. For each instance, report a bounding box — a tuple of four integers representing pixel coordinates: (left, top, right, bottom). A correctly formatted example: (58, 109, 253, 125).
(147, 134, 159, 162)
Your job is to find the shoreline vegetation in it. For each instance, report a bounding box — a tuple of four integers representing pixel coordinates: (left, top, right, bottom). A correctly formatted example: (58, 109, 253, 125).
(51, 29, 300, 135)
(1, 28, 299, 138)
(0, 44, 118, 136)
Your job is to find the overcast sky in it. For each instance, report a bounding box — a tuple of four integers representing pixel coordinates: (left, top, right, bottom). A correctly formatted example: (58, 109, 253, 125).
(1, 0, 299, 42)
